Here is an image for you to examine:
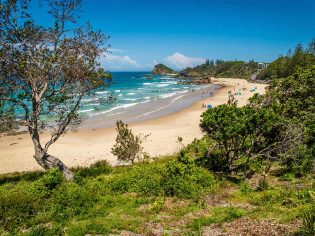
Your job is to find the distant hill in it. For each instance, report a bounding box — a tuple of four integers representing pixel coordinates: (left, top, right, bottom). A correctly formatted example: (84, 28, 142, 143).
(152, 64, 176, 75)
(256, 42, 315, 80)
(180, 60, 260, 80)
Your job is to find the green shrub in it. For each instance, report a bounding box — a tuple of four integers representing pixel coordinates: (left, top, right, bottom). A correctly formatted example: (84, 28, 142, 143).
(280, 173, 295, 181)
(0, 171, 44, 185)
(256, 178, 269, 191)
(111, 120, 149, 164)
(180, 137, 212, 160)
(74, 160, 113, 178)
(50, 182, 99, 221)
(107, 164, 163, 196)
(200, 103, 281, 176)
(40, 168, 64, 190)
(0, 186, 41, 231)
(150, 196, 165, 213)
(240, 181, 253, 194)
(108, 156, 216, 199)
(161, 155, 216, 198)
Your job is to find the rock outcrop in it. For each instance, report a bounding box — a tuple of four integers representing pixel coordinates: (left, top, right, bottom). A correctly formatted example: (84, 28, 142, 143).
(152, 64, 176, 75)
(179, 76, 212, 85)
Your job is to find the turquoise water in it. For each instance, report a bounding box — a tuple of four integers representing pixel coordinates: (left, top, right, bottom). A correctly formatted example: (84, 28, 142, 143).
(79, 72, 207, 117)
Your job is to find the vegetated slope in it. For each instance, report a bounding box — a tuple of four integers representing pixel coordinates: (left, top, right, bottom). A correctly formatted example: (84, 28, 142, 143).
(257, 40, 315, 80)
(0, 157, 313, 235)
(152, 63, 177, 74)
(180, 60, 259, 79)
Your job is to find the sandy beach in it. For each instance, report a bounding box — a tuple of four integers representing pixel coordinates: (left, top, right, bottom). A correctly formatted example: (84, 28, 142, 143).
(0, 78, 267, 174)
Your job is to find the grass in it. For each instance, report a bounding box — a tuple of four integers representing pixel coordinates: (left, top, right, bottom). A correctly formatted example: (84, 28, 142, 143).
(189, 207, 246, 231)
(0, 156, 313, 235)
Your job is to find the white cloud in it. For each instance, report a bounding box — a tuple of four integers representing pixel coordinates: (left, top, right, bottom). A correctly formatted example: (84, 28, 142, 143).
(100, 53, 139, 71)
(164, 52, 205, 70)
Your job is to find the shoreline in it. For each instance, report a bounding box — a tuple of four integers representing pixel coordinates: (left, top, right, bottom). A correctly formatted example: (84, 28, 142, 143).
(80, 83, 219, 129)
(0, 78, 267, 174)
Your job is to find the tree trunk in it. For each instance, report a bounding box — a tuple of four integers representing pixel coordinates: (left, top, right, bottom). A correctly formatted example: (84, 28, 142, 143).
(33, 144, 74, 180)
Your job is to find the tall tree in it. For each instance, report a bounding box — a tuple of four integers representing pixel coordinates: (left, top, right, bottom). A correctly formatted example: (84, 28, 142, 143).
(0, 0, 111, 179)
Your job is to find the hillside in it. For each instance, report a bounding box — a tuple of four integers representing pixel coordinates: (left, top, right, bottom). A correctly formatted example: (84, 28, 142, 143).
(0, 157, 313, 235)
(257, 41, 315, 80)
(180, 60, 259, 79)
(152, 64, 176, 75)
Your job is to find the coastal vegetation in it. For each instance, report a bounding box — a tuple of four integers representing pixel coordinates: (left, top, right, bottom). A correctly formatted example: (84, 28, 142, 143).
(179, 60, 260, 79)
(111, 120, 150, 164)
(257, 40, 315, 81)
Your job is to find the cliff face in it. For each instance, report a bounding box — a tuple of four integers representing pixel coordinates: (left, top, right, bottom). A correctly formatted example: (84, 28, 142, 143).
(152, 64, 176, 75)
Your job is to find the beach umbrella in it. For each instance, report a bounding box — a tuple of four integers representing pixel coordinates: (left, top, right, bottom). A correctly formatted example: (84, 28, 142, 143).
(207, 104, 212, 109)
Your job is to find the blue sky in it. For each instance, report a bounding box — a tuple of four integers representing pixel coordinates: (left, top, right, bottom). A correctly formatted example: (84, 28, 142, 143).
(35, 0, 315, 71)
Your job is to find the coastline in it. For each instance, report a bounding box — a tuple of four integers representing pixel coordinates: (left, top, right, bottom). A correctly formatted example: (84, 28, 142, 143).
(0, 78, 267, 174)
(80, 83, 219, 129)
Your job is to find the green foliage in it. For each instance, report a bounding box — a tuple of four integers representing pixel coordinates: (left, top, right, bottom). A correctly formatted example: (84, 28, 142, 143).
(256, 66, 315, 175)
(256, 178, 269, 191)
(0, 157, 313, 235)
(150, 196, 165, 212)
(0, 171, 44, 185)
(111, 120, 149, 164)
(108, 157, 216, 199)
(189, 207, 245, 231)
(107, 164, 163, 196)
(50, 181, 99, 221)
(240, 181, 253, 194)
(161, 155, 216, 198)
(152, 63, 176, 74)
(0, 185, 41, 231)
(0, 103, 17, 133)
(200, 103, 281, 175)
(73, 160, 113, 178)
(279, 173, 295, 181)
(296, 207, 315, 236)
(40, 168, 64, 190)
(180, 60, 259, 79)
(257, 39, 315, 80)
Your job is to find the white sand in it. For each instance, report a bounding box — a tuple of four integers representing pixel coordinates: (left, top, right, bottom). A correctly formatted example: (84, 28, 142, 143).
(0, 78, 266, 174)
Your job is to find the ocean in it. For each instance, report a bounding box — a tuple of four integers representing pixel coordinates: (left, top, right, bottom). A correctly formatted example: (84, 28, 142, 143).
(78, 72, 212, 119)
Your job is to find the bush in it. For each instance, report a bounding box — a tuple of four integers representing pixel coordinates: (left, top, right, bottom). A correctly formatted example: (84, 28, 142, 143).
(256, 178, 269, 191)
(161, 155, 216, 198)
(0, 185, 41, 231)
(111, 120, 149, 164)
(107, 163, 162, 196)
(74, 160, 113, 178)
(41, 168, 64, 190)
(200, 103, 281, 176)
(50, 182, 99, 221)
(280, 145, 314, 177)
(107, 156, 216, 199)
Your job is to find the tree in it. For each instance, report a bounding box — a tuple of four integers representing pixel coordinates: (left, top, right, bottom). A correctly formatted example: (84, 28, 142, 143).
(200, 103, 285, 176)
(0, 0, 111, 180)
(111, 120, 149, 164)
(257, 40, 315, 80)
(256, 66, 315, 174)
